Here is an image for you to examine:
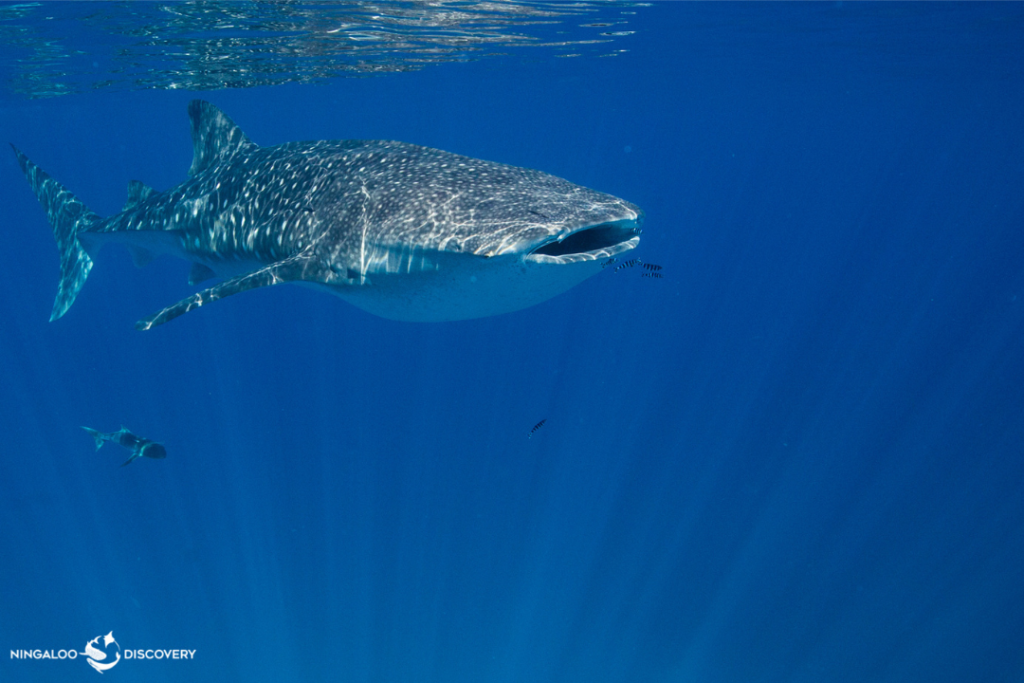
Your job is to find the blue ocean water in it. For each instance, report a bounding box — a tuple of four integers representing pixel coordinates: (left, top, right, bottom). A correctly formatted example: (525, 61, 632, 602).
(2, 3, 1024, 682)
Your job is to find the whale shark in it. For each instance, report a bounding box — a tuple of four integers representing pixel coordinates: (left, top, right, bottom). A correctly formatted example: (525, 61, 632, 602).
(12, 100, 643, 329)
(82, 426, 166, 467)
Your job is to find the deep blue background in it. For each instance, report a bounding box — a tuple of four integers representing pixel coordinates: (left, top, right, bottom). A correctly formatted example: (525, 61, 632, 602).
(2, 4, 1024, 682)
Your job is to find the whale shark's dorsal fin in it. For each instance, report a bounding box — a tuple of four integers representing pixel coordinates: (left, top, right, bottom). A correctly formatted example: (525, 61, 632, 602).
(123, 179, 155, 211)
(187, 100, 257, 177)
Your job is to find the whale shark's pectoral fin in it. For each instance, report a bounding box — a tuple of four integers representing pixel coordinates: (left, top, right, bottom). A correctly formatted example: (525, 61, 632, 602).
(135, 251, 322, 330)
(120, 451, 141, 467)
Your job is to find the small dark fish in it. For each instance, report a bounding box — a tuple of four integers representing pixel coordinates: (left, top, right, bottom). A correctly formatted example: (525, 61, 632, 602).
(602, 258, 618, 269)
(614, 259, 641, 272)
(642, 263, 662, 271)
(631, 226, 643, 236)
(641, 272, 663, 279)
(528, 419, 547, 438)
(82, 426, 166, 467)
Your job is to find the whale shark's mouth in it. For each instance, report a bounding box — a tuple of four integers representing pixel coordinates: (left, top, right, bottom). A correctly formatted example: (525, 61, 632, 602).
(527, 219, 641, 264)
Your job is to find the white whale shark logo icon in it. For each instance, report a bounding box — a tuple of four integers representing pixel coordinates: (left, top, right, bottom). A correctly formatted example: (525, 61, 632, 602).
(83, 631, 120, 673)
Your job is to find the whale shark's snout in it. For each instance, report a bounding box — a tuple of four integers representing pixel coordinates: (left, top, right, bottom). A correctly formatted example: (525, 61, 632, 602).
(527, 215, 642, 264)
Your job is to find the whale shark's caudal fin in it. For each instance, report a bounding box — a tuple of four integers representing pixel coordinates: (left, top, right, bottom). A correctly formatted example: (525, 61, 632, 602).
(11, 145, 102, 321)
(81, 426, 105, 451)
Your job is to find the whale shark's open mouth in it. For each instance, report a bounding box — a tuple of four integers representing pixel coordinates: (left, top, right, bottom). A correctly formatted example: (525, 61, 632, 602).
(527, 219, 641, 264)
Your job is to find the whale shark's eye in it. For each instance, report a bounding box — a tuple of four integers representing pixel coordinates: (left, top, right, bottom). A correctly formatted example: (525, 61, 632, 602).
(532, 222, 637, 257)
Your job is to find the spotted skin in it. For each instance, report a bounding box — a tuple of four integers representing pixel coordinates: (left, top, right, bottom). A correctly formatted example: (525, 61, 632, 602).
(14, 100, 643, 329)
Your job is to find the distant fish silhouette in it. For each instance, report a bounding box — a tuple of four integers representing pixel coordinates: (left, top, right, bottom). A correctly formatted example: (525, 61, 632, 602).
(82, 426, 166, 467)
(642, 263, 662, 271)
(641, 272, 663, 279)
(602, 258, 617, 268)
(528, 419, 547, 438)
(614, 259, 641, 272)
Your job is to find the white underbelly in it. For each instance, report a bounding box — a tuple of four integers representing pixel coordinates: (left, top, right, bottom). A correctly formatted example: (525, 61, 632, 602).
(326, 251, 605, 322)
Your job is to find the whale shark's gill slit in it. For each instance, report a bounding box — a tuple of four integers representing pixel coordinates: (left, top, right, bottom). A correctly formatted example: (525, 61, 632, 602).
(532, 222, 636, 257)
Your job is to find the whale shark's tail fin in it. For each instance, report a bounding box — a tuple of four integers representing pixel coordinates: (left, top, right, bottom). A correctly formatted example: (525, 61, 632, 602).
(11, 145, 102, 321)
(81, 426, 105, 451)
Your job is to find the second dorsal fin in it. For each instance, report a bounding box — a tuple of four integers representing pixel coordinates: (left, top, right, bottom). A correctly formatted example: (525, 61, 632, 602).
(187, 100, 257, 177)
(123, 179, 155, 211)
